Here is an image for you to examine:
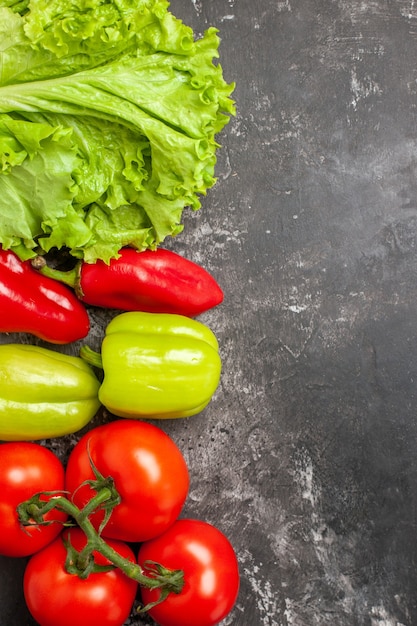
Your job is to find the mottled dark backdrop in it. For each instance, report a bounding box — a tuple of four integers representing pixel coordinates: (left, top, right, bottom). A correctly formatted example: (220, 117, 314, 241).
(2, 1, 417, 625)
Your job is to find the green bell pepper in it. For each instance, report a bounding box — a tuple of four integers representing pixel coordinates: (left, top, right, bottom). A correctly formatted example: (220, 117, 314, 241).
(81, 312, 222, 419)
(0, 344, 100, 441)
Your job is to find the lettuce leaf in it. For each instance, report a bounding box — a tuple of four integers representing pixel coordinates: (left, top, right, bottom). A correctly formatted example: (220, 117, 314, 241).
(0, 0, 235, 262)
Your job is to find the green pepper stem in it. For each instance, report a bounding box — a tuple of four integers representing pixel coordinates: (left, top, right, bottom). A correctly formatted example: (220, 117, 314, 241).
(80, 345, 103, 370)
(31, 256, 80, 290)
(18, 490, 184, 595)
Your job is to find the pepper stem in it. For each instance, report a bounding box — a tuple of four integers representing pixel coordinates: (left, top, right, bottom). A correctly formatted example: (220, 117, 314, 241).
(31, 256, 79, 290)
(80, 345, 103, 370)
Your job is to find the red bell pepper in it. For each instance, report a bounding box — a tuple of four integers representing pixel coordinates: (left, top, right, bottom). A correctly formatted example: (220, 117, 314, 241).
(33, 248, 224, 317)
(0, 248, 90, 344)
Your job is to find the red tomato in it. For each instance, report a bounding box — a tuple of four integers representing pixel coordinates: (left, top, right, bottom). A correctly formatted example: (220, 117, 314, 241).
(0, 442, 67, 557)
(23, 527, 138, 626)
(65, 420, 189, 542)
(138, 519, 240, 626)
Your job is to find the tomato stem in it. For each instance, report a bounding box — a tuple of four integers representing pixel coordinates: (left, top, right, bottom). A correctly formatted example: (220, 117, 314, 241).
(18, 489, 184, 597)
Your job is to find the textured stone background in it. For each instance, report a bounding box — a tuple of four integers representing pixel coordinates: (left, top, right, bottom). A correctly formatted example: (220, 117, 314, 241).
(2, 1, 417, 625)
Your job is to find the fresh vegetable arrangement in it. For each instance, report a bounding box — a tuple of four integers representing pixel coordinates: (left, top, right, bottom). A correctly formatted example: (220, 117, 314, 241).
(0, 0, 239, 624)
(3, 423, 240, 626)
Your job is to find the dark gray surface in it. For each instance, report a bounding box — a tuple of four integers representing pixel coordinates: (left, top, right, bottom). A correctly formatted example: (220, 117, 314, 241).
(2, 0, 417, 624)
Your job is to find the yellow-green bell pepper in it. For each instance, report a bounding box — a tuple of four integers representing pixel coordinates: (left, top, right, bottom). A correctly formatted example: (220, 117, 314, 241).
(0, 344, 100, 441)
(81, 312, 222, 419)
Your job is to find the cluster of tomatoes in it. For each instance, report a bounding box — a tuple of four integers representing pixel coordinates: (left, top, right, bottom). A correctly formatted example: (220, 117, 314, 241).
(0, 419, 240, 626)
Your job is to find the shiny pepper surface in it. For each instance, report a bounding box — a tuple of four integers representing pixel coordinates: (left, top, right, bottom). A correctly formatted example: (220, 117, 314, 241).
(85, 312, 221, 419)
(0, 344, 100, 441)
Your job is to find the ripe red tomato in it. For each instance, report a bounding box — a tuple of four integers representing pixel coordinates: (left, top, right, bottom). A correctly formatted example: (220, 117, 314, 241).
(65, 419, 189, 542)
(138, 519, 240, 626)
(23, 527, 138, 626)
(0, 442, 67, 557)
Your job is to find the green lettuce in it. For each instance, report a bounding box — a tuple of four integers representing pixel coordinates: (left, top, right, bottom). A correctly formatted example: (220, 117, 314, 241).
(0, 0, 235, 262)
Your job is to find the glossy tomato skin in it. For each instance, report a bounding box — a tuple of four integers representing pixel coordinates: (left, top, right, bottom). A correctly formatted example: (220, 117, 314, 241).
(23, 527, 138, 626)
(65, 420, 189, 542)
(0, 442, 67, 557)
(138, 519, 240, 626)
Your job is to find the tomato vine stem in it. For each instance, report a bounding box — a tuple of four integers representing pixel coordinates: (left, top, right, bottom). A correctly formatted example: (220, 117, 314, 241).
(17, 485, 184, 604)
